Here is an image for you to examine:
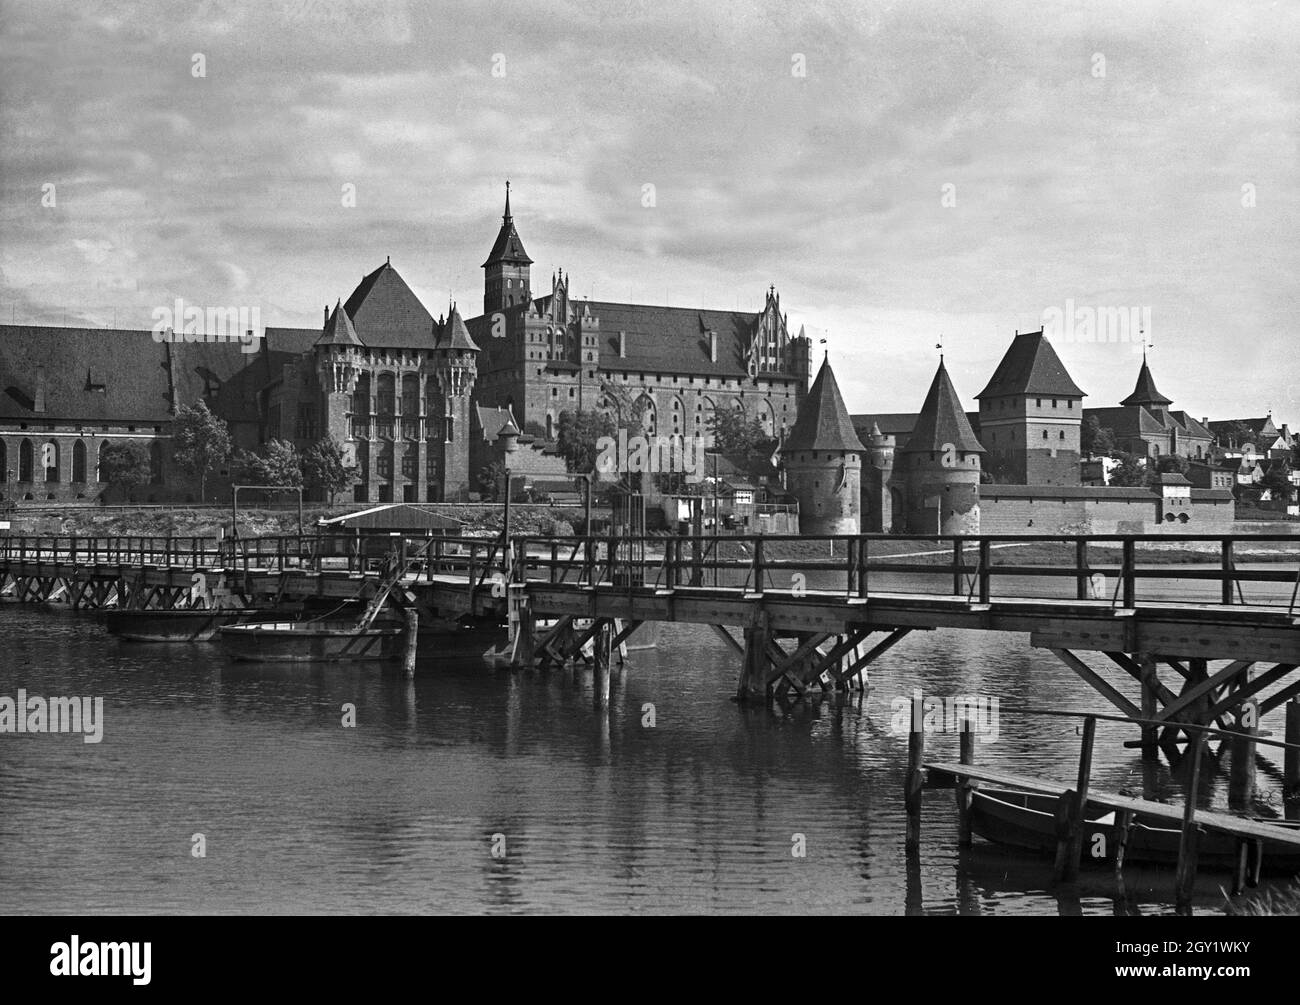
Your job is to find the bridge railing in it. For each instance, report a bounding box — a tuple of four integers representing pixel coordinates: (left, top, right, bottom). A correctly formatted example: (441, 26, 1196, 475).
(507, 532, 1300, 611)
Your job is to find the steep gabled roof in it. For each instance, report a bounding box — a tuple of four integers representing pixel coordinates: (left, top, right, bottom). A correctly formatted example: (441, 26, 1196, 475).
(1120, 356, 1173, 407)
(851, 412, 919, 441)
(316, 299, 363, 347)
(976, 329, 1085, 399)
(342, 260, 435, 349)
(481, 185, 533, 267)
(900, 360, 985, 454)
(783, 356, 865, 453)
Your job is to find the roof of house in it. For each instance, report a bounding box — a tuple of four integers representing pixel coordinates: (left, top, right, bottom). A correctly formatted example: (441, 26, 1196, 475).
(900, 360, 984, 454)
(976, 329, 1085, 399)
(0, 325, 174, 422)
(342, 261, 435, 350)
(782, 356, 866, 453)
(1120, 356, 1173, 407)
(1207, 416, 1281, 441)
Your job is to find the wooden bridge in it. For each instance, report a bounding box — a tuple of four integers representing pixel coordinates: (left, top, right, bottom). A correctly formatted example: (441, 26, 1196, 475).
(3, 531, 1299, 761)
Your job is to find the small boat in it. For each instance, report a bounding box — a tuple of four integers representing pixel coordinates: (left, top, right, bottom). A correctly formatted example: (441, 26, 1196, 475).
(105, 607, 261, 643)
(216, 619, 404, 663)
(970, 788, 1300, 873)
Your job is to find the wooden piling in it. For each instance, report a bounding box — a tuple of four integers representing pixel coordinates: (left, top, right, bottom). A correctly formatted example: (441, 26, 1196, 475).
(1285, 699, 1300, 821)
(1054, 715, 1096, 882)
(1174, 730, 1207, 911)
(1138, 655, 1158, 761)
(1228, 699, 1258, 811)
(593, 619, 612, 708)
(957, 717, 975, 848)
(403, 608, 419, 678)
(1113, 808, 1134, 882)
(905, 700, 925, 854)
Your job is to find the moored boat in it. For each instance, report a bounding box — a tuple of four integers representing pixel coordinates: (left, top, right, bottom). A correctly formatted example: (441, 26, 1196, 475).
(105, 607, 260, 643)
(970, 787, 1300, 872)
(217, 619, 403, 662)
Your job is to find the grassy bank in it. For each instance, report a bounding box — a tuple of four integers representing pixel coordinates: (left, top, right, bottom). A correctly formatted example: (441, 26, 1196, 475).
(4, 503, 590, 539)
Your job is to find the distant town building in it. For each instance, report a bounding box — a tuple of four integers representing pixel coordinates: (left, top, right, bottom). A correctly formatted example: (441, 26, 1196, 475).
(1084, 353, 1214, 462)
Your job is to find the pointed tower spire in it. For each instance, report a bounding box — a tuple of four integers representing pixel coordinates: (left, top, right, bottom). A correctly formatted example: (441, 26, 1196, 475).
(900, 359, 984, 455)
(503, 179, 512, 221)
(783, 355, 866, 453)
(1120, 354, 1172, 408)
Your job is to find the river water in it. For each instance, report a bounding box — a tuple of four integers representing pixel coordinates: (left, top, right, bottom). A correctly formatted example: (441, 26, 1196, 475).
(0, 598, 1296, 916)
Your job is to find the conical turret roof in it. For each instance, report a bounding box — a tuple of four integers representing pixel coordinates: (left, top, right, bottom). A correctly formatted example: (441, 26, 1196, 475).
(437, 304, 481, 353)
(901, 360, 985, 454)
(316, 299, 363, 347)
(783, 356, 866, 453)
(1120, 354, 1172, 407)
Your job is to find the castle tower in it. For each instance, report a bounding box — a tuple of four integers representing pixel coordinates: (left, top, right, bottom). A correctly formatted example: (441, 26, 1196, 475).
(897, 358, 984, 534)
(975, 328, 1085, 485)
(862, 420, 895, 532)
(481, 181, 533, 316)
(782, 354, 866, 535)
(432, 304, 481, 501)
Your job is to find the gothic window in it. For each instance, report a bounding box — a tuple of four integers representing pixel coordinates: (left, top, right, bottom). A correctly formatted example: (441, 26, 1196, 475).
(19, 439, 33, 481)
(43, 440, 59, 482)
(72, 440, 87, 483)
(149, 441, 163, 484)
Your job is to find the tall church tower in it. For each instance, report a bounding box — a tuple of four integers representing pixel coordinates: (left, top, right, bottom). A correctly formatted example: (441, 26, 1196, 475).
(432, 304, 480, 501)
(481, 181, 533, 315)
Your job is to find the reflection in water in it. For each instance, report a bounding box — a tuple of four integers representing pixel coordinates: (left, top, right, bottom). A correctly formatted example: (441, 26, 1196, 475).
(0, 604, 1294, 915)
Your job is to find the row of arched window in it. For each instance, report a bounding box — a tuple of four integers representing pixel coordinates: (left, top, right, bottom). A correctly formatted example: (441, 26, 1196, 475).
(0, 438, 162, 484)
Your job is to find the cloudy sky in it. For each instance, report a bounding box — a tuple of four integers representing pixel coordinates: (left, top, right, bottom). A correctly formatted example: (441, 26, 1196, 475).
(1, 0, 1296, 419)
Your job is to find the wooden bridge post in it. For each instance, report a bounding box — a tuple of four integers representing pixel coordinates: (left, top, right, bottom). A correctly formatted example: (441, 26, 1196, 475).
(403, 608, 419, 678)
(1175, 730, 1207, 911)
(593, 619, 612, 708)
(737, 609, 771, 703)
(1075, 539, 1088, 600)
(1122, 539, 1136, 608)
(957, 716, 975, 847)
(951, 538, 963, 596)
(1286, 700, 1300, 821)
(1138, 654, 1159, 760)
(905, 698, 925, 854)
(1221, 538, 1235, 605)
(1228, 697, 1258, 812)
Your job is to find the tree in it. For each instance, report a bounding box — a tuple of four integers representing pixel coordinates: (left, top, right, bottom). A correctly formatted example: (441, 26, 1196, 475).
(302, 435, 357, 504)
(99, 442, 151, 502)
(1261, 460, 1294, 503)
(238, 439, 303, 488)
(1108, 452, 1152, 487)
(1081, 415, 1117, 457)
(1156, 453, 1190, 475)
(477, 461, 506, 502)
(1218, 420, 1255, 451)
(708, 408, 775, 458)
(172, 400, 233, 502)
(556, 410, 616, 475)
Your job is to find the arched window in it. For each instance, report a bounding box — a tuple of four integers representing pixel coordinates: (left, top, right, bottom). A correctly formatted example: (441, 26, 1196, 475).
(72, 440, 87, 483)
(149, 441, 163, 484)
(0, 440, 6, 482)
(95, 440, 110, 483)
(42, 440, 59, 482)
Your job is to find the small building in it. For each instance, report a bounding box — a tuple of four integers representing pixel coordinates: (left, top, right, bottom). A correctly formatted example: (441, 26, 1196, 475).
(1185, 461, 1235, 492)
(1085, 355, 1214, 462)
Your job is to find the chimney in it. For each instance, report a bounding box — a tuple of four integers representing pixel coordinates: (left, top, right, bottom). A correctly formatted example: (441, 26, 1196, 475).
(709, 330, 717, 363)
(618, 330, 626, 359)
(1202, 417, 1208, 426)
(34, 366, 46, 413)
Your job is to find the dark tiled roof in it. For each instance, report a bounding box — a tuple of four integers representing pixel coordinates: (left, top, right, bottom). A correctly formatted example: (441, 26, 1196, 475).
(900, 361, 984, 454)
(1085, 405, 1166, 437)
(264, 326, 321, 357)
(1208, 417, 1279, 439)
(1120, 357, 1172, 407)
(481, 189, 533, 267)
(317, 300, 363, 346)
(342, 261, 435, 350)
(0, 325, 173, 422)
(437, 305, 480, 353)
(782, 357, 865, 453)
(850, 412, 918, 440)
(976, 330, 1085, 399)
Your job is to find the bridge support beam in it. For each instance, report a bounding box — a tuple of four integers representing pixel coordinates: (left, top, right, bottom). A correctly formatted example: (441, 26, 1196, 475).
(737, 609, 771, 704)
